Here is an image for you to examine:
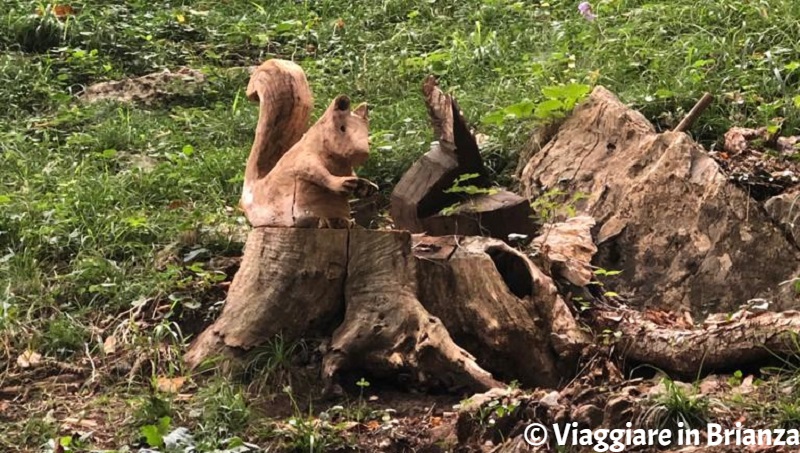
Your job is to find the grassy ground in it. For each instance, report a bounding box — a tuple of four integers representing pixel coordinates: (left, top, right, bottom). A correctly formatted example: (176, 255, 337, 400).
(2, 0, 800, 451)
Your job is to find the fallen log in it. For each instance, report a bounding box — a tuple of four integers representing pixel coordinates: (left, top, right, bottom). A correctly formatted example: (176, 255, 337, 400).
(597, 307, 800, 379)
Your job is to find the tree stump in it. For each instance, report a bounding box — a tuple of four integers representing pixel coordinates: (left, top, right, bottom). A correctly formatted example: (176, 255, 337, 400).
(321, 229, 501, 393)
(189, 62, 800, 396)
(518, 86, 800, 315)
(183, 228, 348, 370)
(390, 76, 535, 241)
(186, 228, 504, 392)
(413, 234, 589, 388)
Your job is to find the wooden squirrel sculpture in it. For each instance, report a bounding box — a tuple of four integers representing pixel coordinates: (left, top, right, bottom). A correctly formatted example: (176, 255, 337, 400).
(240, 59, 374, 228)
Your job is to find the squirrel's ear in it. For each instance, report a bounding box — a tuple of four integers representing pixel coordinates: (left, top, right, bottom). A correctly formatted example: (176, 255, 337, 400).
(332, 95, 350, 112)
(353, 102, 368, 119)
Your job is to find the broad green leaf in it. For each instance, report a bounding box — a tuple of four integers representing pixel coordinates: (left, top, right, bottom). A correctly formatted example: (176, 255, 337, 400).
(140, 425, 164, 447)
(481, 109, 508, 126)
(542, 83, 590, 101)
(158, 416, 172, 432)
(503, 100, 535, 118)
(560, 83, 591, 100)
(655, 88, 674, 99)
(533, 99, 564, 119)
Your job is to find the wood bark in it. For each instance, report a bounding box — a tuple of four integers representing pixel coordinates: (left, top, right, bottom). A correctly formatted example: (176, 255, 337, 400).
(187, 73, 800, 396)
(186, 228, 501, 392)
(390, 76, 535, 240)
(321, 229, 501, 393)
(184, 228, 347, 370)
(596, 307, 800, 379)
(414, 235, 589, 388)
(184, 225, 800, 390)
(519, 86, 800, 315)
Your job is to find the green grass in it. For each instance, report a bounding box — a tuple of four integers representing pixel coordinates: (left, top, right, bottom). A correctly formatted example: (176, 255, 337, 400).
(2, 0, 800, 450)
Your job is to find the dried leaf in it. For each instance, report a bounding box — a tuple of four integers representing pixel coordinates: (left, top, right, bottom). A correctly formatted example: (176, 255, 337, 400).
(103, 336, 117, 354)
(54, 4, 75, 17)
(62, 418, 99, 429)
(156, 376, 187, 394)
(174, 393, 193, 402)
(36, 4, 75, 18)
(17, 350, 42, 369)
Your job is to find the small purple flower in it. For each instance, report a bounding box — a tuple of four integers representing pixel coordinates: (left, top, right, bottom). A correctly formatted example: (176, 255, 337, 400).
(578, 1, 597, 21)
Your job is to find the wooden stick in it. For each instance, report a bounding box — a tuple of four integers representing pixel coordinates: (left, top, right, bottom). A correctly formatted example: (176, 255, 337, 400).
(674, 92, 714, 133)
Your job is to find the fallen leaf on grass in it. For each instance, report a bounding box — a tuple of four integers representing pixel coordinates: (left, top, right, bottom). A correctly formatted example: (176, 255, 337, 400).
(61, 417, 99, 429)
(103, 336, 117, 354)
(16, 350, 42, 369)
(175, 393, 193, 402)
(156, 376, 187, 393)
(35, 4, 76, 18)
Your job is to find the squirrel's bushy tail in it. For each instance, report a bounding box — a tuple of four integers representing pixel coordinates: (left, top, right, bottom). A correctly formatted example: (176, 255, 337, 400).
(242, 59, 314, 208)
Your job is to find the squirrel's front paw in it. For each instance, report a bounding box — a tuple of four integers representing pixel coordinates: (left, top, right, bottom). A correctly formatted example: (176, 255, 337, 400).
(334, 176, 359, 195)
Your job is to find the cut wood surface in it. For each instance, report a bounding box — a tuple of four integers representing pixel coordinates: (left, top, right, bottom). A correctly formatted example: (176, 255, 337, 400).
(419, 190, 537, 239)
(390, 76, 535, 240)
(244, 59, 313, 182)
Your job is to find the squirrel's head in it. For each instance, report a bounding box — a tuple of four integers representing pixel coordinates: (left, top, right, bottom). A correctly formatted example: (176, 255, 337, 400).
(320, 94, 370, 167)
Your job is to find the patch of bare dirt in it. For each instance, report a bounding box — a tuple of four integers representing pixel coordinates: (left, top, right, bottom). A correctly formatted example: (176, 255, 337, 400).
(79, 67, 207, 105)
